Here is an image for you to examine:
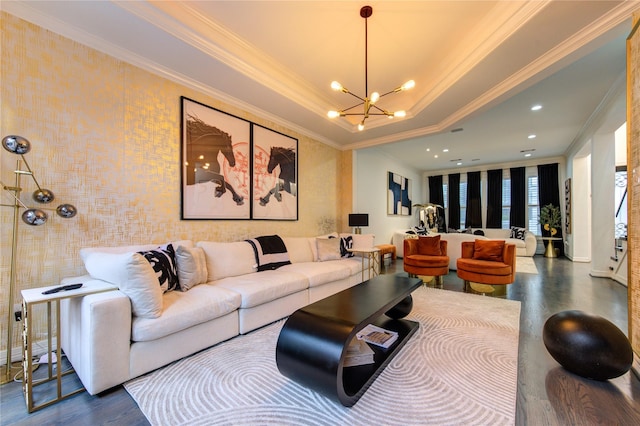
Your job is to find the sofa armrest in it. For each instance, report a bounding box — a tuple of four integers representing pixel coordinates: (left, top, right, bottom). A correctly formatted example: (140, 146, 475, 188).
(60, 281, 132, 395)
(524, 231, 537, 256)
(503, 244, 516, 267)
(460, 241, 475, 259)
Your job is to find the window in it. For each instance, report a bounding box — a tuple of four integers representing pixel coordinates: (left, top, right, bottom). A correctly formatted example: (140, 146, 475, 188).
(527, 176, 539, 234)
(502, 174, 511, 229)
(459, 180, 467, 229)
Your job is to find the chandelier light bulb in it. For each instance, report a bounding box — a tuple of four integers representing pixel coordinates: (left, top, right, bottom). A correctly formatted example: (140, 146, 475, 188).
(331, 81, 344, 92)
(370, 92, 380, 104)
(394, 110, 406, 118)
(327, 110, 341, 119)
(400, 80, 415, 91)
(357, 122, 365, 131)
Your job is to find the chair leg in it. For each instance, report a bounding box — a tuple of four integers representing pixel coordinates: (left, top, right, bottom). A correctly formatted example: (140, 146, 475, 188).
(463, 280, 470, 292)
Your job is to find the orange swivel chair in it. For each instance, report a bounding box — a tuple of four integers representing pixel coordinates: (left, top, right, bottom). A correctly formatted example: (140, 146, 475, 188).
(456, 240, 516, 295)
(403, 235, 449, 286)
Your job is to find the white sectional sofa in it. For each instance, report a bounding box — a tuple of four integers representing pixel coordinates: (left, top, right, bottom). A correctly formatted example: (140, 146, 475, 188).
(59, 233, 374, 395)
(393, 227, 536, 270)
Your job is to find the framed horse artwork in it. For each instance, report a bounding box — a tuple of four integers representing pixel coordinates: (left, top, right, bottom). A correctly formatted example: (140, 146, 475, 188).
(252, 125, 298, 220)
(181, 97, 251, 219)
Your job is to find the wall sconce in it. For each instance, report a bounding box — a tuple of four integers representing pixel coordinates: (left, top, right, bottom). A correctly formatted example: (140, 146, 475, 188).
(1, 135, 77, 384)
(348, 213, 369, 234)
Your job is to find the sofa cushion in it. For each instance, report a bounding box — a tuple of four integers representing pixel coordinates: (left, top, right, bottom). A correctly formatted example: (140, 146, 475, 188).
(281, 261, 351, 287)
(346, 233, 375, 250)
(175, 245, 208, 291)
(198, 241, 257, 281)
(131, 284, 241, 342)
(316, 237, 342, 261)
(417, 235, 442, 256)
(83, 252, 163, 318)
(79, 240, 193, 263)
(213, 270, 309, 309)
(473, 239, 505, 262)
(282, 237, 315, 263)
(457, 258, 512, 276)
(137, 244, 179, 293)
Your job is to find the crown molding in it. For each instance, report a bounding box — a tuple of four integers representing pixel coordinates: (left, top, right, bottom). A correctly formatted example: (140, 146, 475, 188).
(2, 1, 340, 149)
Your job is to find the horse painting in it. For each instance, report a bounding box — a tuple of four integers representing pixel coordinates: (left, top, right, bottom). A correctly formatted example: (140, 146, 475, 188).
(186, 115, 244, 205)
(259, 147, 296, 206)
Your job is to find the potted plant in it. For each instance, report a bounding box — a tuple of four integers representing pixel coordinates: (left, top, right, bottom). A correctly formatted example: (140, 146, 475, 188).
(539, 203, 561, 236)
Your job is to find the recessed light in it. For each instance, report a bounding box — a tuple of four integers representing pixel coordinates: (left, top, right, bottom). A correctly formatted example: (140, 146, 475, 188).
(528, 134, 536, 139)
(531, 105, 542, 111)
(457, 162, 462, 166)
(443, 149, 449, 152)
(525, 153, 532, 157)
(426, 148, 430, 152)
(434, 154, 439, 158)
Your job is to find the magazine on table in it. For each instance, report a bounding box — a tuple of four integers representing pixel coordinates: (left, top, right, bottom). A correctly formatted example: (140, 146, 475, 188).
(356, 324, 398, 349)
(343, 339, 375, 367)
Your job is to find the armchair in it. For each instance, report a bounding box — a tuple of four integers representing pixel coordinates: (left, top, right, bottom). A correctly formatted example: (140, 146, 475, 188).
(456, 240, 516, 296)
(403, 236, 449, 286)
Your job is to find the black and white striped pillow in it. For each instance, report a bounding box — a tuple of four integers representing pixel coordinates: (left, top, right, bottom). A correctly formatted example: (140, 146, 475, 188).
(138, 244, 179, 292)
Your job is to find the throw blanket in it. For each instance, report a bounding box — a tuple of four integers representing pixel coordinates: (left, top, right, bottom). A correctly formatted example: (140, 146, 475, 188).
(246, 235, 291, 271)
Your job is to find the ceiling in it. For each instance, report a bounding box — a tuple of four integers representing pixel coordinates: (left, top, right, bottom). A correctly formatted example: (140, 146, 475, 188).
(4, 1, 638, 171)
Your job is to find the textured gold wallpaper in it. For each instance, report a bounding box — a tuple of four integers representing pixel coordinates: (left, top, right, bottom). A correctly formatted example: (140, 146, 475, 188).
(628, 13, 640, 360)
(0, 13, 346, 357)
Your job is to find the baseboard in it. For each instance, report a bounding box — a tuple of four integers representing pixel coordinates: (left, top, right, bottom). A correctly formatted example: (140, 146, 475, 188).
(0, 338, 58, 366)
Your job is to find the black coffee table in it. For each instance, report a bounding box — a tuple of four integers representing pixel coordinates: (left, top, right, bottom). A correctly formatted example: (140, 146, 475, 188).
(275, 274, 422, 407)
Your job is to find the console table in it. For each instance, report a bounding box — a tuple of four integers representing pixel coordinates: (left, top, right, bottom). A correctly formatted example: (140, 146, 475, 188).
(275, 274, 421, 407)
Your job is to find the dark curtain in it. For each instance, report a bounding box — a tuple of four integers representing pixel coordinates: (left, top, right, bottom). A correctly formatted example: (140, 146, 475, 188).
(486, 169, 502, 228)
(465, 171, 482, 228)
(448, 173, 460, 231)
(538, 163, 563, 255)
(428, 175, 447, 232)
(510, 167, 526, 228)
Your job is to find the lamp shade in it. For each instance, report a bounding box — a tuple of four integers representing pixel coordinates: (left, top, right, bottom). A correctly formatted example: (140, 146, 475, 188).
(348, 213, 369, 227)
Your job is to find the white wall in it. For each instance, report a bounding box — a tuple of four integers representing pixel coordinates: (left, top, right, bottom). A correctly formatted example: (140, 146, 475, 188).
(565, 73, 626, 275)
(353, 148, 422, 245)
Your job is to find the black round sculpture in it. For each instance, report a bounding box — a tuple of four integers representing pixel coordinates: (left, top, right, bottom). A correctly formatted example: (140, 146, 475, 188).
(385, 295, 413, 319)
(543, 310, 633, 381)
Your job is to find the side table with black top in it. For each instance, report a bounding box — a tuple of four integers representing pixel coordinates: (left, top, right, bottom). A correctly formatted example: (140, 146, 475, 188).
(275, 274, 422, 407)
(21, 281, 116, 412)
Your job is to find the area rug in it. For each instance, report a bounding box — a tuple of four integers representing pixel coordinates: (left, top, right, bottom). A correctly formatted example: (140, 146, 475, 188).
(516, 256, 539, 274)
(124, 287, 521, 426)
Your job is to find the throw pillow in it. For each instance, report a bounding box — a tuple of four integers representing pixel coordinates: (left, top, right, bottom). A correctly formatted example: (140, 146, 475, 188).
(138, 244, 179, 292)
(417, 235, 441, 256)
(316, 237, 342, 261)
(472, 239, 505, 262)
(82, 251, 163, 318)
(473, 230, 485, 236)
(340, 235, 354, 258)
(175, 245, 208, 291)
(510, 226, 527, 241)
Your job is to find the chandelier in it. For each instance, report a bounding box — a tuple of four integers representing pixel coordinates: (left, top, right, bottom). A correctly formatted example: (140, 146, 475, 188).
(327, 5, 415, 131)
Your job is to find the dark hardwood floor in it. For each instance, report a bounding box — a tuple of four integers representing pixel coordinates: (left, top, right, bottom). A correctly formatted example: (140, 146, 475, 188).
(1, 255, 639, 425)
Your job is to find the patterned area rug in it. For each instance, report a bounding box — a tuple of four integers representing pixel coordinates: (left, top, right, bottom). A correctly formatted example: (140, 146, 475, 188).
(125, 287, 521, 426)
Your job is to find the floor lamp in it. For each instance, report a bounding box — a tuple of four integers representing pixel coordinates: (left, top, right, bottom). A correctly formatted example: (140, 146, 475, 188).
(1, 135, 77, 384)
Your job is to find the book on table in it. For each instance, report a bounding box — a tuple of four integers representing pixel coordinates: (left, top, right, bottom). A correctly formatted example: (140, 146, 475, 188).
(356, 324, 399, 349)
(344, 338, 375, 367)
